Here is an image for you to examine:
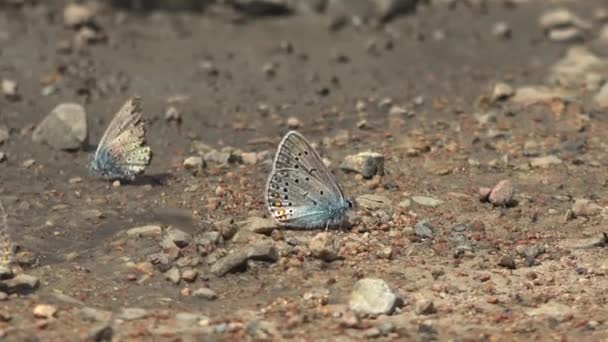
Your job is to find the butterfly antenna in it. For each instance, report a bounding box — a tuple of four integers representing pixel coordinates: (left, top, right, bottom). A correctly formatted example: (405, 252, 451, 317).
(0, 199, 13, 267)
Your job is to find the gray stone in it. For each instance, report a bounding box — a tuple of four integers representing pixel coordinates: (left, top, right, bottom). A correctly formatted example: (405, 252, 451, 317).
(415, 220, 434, 239)
(308, 232, 340, 262)
(530, 155, 562, 168)
(0, 273, 39, 293)
(411, 196, 444, 207)
(488, 179, 515, 206)
(192, 287, 218, 300)
(181, 268, 198, 282)
(33, 103, 88, 150)
(245, 320, 280, 340)
(349, 278, 398, 315)
(211, 243, 278, 276)
(572, 199, 602, 217)
(126, 225, 162, 238)
(88, 323, 113, 342)
(118, 308, 148, 321)
(239, 216, 279, 235)
(371, 0, 418, 21)
(80, 307, 112, 322)
(340, 152, 385, 179)
(527, 302, 574, 321)
(166, 227, 192, 248)
(164, 267, 181, 284)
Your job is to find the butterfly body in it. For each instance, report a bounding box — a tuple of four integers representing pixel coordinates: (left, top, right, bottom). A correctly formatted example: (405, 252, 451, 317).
(266, 130, 353, 229)
(90, 97, 152, 181)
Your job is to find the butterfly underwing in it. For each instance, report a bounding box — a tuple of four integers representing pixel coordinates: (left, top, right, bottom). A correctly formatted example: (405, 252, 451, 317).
(90, 96, 152, 181)
(265, 130, 354, 229)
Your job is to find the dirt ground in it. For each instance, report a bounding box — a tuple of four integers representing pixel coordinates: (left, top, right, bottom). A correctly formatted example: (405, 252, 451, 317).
(2, 0, 608, 340)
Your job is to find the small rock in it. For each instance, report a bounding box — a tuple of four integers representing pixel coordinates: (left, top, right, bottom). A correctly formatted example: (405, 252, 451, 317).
(183, 156, 204, 171)
(88, 323, 113, 342)
(491, 82, 515, 102)
(164, 106, 181, 123)
(511, 86, 573, 106)
(488, 179, 515, 206)
(415, 299, 436, 315)
(118, 308, 148, 321)
(411, 196, 444, 207)
(572, 199, 602, 217)
(1, 273, 39, 293)
(527, 302, 573, 321)
(230, 0, 292, 16)
(539, 8, 590, 30)
(377, 246, 393, 259)
(0, 266, 13, 280)
(492, 21, 511, 39)
(241, 152, 259, 165)
(530, 155, 563, 168)
(415, 220, 434, 239)
(164, 267, 181, 284)
(548, 27, 583, 43)
(32, 103, 88, 150)
(192, 287, 218, 300)
(286, 117, 302, 129)
(388, 105, 408, 116)
(594, 82, 608, 109)
(126, 225, 162, 238)
(181, 268, 198, 282)
(215, 219, 239, 239)
(349, 278, 398, 315)
(1, 79, 18, 100)
(80, 307, 112, 322)
(64, 3, 94, 27)
(308, 232, 340, 262)
(371, 0, 418, 22)
(33, 304, 57, 319)
(82, 209, 102, 220)
(240, 216, 279, 235)
(340, 152, 385, 179)
(166, 227, 192, 248)
(0, 152, 6, 163)
(498, 255, 516, 269)
(211, 243, 278, 276)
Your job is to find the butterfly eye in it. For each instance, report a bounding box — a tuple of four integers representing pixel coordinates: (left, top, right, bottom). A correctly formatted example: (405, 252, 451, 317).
(347, 200, 354, 208)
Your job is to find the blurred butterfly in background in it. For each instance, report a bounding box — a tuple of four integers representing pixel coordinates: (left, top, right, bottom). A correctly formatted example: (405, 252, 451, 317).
(90, 96, 152, 181)
(265, 130, 354, 229)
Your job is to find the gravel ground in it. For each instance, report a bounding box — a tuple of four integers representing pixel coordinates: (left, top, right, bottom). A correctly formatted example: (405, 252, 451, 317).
(1, 0, 608, 340)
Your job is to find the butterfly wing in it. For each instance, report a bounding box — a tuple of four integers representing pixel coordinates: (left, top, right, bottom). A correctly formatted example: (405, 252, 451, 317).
(266, 131, 347, 228)
(91, 97, 152, 180)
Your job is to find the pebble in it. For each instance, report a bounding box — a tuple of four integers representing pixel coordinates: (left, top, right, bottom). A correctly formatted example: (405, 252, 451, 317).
(539, 8, 590, 30)
(488, 179, 515, 206)
(388, 105, 409, 117)
(211, 243, 279, 276)
(80, 307, 112, 322)
(22, 159, 36, 168)
(548, 27, 583, 43)
(241, 152, 259, 165)
(492, 21, 511, 39)
(164, 267, 181, 284)
(340, 152, 385, 179)
(594, 82, 608, 109)
(118, 308, 148, 321)
(0, 273, 39, 293)
(32, 103, 88, 150)
(498, 255, 516, 269)
(164, 106, 181, 122)
(371, 0, 417, 21)
(181, 268, 198, 282)
(1, 79, 18, 100)
(527, 302, 573, 321)
(183, 156, 204, 171)
(511, 86, 572, 106)
(411, 196, 444, 207)
(491, 82, 515, 102)
(82, 209, 103, 220)
(572, 199, 602, 217)
(286, 117, 303, 129)
(415, 299, 436, 315)
(529, 155, 562, 168)
(126, 225, 162, 238)
(88, 323, 113, 342)
(192, 287, 218, 300)
(63, 3, 94, 27)
(0, 266, 13, 280)
(308, 232, 340, 262)
(0, 152, 5, 163)
(33, 304, 57, 319)
(239, 216, 279, 235)
(214, 219, 239, 239)
(166, 227, 192, 248)
(349, 278, 398, 315)
(415, 220, 434, 239)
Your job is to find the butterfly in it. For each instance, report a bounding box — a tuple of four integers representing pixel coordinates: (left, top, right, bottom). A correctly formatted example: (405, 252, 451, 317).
(90, 96, 152, 181)
(265, 130, 354, 229)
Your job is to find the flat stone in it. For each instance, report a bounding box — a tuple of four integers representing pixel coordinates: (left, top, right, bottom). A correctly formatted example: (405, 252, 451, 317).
(527, 302, 574, 321)
(192, 287, 218, 300)
(491, 82, 515, 102)
(211, 243, 278, 276)
(126, 225, 162, 238)
(530, 155, 563, 168)
(64, 3, 94, 27)
(356, 194, 392, 210)
(415, 220, 434, 239)
(239, 216, 279, 235)
(165, 227, 192, 248)
(0, 273, 39, 293)
(349, 278, 398, 315)
(594, 81, 608, 109)
(539, 8, 591, 30)
(411, 196, 444, 207)
(88, 323, 113, 342)
(371, 0, 418, 22)
(0, 125, 8, 145)
(118, 308, 148, 321)
(572, 199, 602, 217)
(32, 103, 88, 150)
(511, 86, 573, 106)
(164, 267, 181, 284)
(80, 307, 112, 322)
(340, 152, 385, 179)
(308, 232, 340, 262)
(548, 27, 583, 43)
(33, 304, 57, 319)
(549, 46, 608, 89)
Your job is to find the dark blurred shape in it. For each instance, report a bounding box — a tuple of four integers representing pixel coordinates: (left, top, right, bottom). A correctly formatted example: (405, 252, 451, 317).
(110, 0, 212, 11)
(227, 0, 292, 16)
